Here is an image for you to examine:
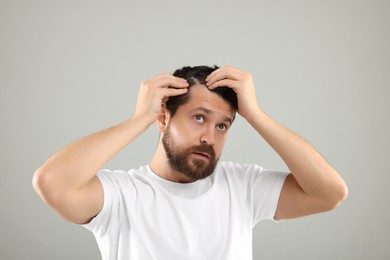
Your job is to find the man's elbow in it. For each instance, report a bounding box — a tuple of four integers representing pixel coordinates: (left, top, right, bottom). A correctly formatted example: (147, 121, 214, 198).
(32, 167, 50, 201)
(32, 166, 62, 206)
(323, 182, 349, 212)
(336, 182, 349, 205)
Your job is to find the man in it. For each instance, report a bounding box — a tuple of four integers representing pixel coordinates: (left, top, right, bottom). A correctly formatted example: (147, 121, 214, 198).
(33, 65, 348, 259)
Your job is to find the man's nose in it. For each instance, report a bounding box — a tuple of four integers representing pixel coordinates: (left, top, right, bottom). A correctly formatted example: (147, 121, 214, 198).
(200, 126, 216, 145)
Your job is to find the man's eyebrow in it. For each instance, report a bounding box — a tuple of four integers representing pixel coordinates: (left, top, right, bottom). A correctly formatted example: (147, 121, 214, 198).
(192, 107, 233, 124)
(192, 107, 212, 114)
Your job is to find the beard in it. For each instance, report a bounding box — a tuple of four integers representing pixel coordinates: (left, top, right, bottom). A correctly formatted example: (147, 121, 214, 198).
(162, 125, 219, 182)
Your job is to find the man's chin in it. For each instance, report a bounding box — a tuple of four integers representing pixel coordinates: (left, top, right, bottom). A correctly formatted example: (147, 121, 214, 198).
(189, 164, 216, 180)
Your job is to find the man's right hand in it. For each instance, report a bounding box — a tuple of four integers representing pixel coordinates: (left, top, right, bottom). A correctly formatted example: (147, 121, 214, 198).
(133, 73, 188, 125)
(32, 73, 188, 224)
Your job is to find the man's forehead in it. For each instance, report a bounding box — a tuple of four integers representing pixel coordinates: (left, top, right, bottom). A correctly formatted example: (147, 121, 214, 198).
(182, 84, 234, 119)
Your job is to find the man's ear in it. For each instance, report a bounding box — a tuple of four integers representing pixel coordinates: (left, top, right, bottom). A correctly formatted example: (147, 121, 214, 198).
(157, 106, 170, 132)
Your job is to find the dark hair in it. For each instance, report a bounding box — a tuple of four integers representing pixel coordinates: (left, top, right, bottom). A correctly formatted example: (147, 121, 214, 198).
(166, 65, 238, 119)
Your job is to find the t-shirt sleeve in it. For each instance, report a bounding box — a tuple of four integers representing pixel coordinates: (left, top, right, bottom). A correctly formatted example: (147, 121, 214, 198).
(82, 169, 125, 236)
(233, 163, 289, 226)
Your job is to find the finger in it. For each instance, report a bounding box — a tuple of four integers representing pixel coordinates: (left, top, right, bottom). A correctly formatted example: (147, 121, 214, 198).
(161, 87, 188, 106)
(206, 66, 241, 80)
(206, 68, 242, 87)
(163, 87, 188, 98)
(206, 72, 241, 87)
(154, 74, 189, 88)
(207, 79, 240, 91)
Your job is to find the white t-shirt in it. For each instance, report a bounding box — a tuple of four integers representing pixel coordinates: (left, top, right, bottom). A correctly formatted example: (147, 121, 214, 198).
(83, 161, 288, 260)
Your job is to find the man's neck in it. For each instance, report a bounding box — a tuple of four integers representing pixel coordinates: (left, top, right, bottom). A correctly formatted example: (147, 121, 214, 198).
(149, 142, 194, 183)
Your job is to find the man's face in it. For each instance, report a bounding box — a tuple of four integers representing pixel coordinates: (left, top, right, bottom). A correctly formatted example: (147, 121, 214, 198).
(162, 84, 234, 181)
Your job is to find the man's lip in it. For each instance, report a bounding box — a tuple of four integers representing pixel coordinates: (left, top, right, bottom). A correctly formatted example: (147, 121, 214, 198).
(193, 151, 210, 159)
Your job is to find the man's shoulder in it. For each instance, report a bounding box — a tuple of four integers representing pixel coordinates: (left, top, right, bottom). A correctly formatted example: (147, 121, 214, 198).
(215, 162, 289, 192)
(214, 161, 266, 183)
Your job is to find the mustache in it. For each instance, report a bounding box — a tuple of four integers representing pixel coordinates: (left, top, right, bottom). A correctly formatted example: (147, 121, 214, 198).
(187, 144, 216, 159)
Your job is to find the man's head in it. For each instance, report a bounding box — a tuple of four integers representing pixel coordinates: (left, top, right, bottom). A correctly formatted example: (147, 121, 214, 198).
(165, 65, 238, 119)
(158, 65, 238, 182)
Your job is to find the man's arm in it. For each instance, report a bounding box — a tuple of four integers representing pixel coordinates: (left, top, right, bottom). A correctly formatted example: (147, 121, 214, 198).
(32, 74, 188, 224)
(206, 66, 348, 220)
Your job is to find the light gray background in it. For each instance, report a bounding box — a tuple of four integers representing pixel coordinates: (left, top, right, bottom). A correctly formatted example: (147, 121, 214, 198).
(1, 0, 389, 259)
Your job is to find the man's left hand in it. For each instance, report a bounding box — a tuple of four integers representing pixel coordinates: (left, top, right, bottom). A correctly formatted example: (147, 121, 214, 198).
(206, 65, 261, 120)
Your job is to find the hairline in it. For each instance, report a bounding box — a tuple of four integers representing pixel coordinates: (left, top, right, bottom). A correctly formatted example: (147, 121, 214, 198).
(169, 84, 237, 122)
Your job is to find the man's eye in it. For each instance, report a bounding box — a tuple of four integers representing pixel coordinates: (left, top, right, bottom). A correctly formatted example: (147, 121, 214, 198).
(195, 115, 204, 122)
(217, 124, 227, 131)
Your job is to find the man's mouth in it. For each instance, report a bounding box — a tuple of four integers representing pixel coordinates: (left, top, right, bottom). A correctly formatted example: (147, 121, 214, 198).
(193, 151, 210, 160)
